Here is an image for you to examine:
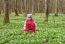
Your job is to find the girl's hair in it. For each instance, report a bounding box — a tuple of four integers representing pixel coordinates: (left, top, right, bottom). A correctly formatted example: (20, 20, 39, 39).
(27, 14, 32, 18)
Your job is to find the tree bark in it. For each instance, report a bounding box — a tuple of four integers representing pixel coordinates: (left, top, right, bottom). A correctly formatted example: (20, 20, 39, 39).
(32, 0, 35, 14)
(3, 0, 10, 24)
(24, 0, 27, 13)
(45, 0, 49, 22)
(55, 0, 58, 16)
(15, 0, 19, 16)
(0, 10, 1, 15)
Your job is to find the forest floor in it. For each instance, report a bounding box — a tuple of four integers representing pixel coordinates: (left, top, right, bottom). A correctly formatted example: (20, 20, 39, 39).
(0, 13, 65, 44)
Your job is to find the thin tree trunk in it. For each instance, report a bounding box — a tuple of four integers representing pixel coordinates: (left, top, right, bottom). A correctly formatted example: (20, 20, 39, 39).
(61, 0, 64, 14)
(20, 0, 23, 14)
(24, 0, 26, 13)
(0, 10, 1, 15)
(29, 0, 31, 13)
(15, 0, 19, 16)
(55, 0, 58, 16)
(0, 0, 1, 15)
(20, 0, 22, 14)
(18, 0, 22, 14)
(32, 0, 35, 14)
(0, 7, 1, 15)
(38, 0, 40, 13)
(22, 0, 24, 13)
(3, 0, 10, 24)
(45, 0, 49, 22)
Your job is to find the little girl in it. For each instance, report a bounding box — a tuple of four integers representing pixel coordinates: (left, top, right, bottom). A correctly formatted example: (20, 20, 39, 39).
(23, 14, 37, 32)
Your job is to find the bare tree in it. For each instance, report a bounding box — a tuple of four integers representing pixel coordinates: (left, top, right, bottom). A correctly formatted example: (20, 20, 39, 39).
(45, 0, 49, 22)
(0, 0, 2, 15)
(60, 0, 64, 14)
(55, 0, 58, 16)
(32, 0, 35, 14)
(0, 0, 65, 15)
(0, 11, 1, 15)
(24, 0, 27, 13)
(15, 0, 19, 16)
(28, 0, 31, 13)
(3, 0, 10, 24)
(0, 7, 1, 15)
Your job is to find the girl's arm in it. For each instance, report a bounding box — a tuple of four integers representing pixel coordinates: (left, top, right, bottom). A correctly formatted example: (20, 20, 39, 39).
(23, 21, 26, 30)
(34, 21, 37, 29)
(34, 21, 39, 31)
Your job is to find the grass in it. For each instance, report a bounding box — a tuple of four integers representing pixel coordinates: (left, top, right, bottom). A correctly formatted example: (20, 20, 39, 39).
(0, 13, 65, 44)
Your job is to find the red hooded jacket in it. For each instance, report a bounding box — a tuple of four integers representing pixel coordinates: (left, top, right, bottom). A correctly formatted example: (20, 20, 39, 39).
(24, 19, 35, 32)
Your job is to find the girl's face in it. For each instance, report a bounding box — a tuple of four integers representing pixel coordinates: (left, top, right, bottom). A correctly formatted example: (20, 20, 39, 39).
(27, 14, 32, 20)
(27, 17, 32, 20)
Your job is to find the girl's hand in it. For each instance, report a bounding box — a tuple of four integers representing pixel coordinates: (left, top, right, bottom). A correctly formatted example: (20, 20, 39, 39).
(36, 27, 39, 31)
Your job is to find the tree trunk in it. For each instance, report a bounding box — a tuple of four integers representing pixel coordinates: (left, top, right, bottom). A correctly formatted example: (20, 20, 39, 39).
(28, 0, 31, 14)
(0, 11, 1, 15)
(3, 0, 10, 24)
(21, 0, 25, 13)
(32, 0, 35, 14)
(15, 0, 19, 16)
(45, 0, 49, 22)
(55, 0, 58, 16)
(24, 0, 26, 13)
(61, 0, 64, 14)
(37, 0, 40, 13)
(18, 0, 22, 14)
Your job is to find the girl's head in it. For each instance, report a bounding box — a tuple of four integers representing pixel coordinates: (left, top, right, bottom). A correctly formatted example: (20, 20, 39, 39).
(27, 14, 32, 20)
